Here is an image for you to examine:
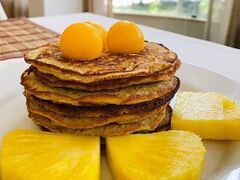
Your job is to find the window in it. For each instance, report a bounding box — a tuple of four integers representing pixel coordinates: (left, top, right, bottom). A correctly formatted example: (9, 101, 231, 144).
(112, 0, 209, 20)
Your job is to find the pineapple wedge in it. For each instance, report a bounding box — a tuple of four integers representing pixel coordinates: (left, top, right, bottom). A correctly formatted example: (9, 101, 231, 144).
(1, 129, 100, 180)
(172, 92, 240, 140)
(106, 130, 205, 180)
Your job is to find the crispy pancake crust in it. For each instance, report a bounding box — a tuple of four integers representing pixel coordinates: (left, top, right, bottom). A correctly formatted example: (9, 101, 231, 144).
(25, 86, 177, 116)
(137, 106, 172, 133)
(21, 69, 179, 106)
(33, 60, 180, 91)
(87, 107, 171, 148)
(29, 107, 170, 137)
(27, 97, 167, 129)
(24, 42, 179, 83)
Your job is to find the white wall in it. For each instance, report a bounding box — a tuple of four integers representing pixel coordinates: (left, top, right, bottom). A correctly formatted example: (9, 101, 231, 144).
(28, 0, 83, 17)
(114, 13, 206, 39)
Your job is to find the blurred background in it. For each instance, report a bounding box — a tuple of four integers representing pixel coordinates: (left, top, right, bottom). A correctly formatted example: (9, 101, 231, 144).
(0, 0, 239, 48)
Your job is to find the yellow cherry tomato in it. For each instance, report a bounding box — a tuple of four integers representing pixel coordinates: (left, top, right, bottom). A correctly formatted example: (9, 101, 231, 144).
(107, 21, 144, 53)
(60, 23, 103, 60)
(84, 21, 107, 51)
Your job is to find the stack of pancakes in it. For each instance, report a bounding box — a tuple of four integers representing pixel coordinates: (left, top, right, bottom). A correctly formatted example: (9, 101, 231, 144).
(21, 42, 181, 137)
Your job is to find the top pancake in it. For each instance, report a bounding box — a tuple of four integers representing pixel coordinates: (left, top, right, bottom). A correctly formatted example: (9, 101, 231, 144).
(24, 42, 179, 83)
(33, 62, 179, 91)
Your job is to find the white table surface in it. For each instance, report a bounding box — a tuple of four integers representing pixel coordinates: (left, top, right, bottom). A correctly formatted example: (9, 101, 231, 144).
(1, 12, 240, 84)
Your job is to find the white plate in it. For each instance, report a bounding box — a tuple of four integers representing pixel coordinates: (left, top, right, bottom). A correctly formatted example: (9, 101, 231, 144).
(0, 62, 240, 180)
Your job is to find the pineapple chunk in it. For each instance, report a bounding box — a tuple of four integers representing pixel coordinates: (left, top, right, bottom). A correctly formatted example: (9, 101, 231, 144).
(1, 129, 100, 180)
(172, 92, 240, 140)
(106, 130, 205, 180)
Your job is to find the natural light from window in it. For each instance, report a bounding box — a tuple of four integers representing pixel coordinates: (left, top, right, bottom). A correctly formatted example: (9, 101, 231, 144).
(113, 0, 209, 20)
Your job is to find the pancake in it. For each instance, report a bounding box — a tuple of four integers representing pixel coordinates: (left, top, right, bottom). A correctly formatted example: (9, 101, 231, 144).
(26, 94, 168, 129)
(21, 69, 179, 106)
(137, 106, 172, 133)
(33, 60, 180, 91)
(25, 90, 177, 117)
(94, 106, 171, 151)
(22, 40, 181, 137)
(29, 106, 170, 137)
(24, 42, 179, 83)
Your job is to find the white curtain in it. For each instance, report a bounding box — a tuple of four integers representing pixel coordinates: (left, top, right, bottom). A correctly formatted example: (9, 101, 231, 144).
(0, 0, 28, 17)
(86, 0, 112, 17)
(225, 0, 240, 48)
(13, 0, 28, 17)
(204, 0, 236, 45)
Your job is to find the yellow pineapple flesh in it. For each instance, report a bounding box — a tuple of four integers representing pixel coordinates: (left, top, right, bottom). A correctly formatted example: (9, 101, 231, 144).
(172, 92, 240, 140)
(106, 130, 205, 180)
(1, 129, 100, 180)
